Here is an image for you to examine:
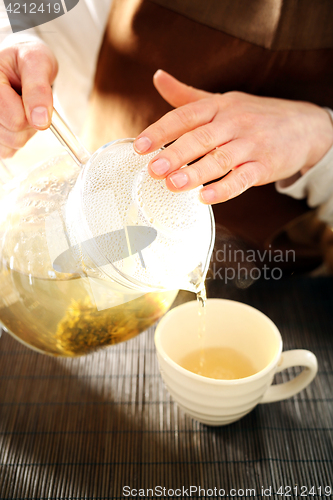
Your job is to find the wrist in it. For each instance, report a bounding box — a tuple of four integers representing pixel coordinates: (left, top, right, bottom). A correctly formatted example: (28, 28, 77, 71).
(300, 106, 333, 176)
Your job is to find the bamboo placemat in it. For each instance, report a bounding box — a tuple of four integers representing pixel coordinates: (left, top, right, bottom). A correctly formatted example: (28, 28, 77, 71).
(0, 276, 332, 499)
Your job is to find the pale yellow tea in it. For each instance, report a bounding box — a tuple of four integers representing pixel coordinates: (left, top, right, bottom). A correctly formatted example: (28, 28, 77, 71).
(0, 269, 177, 357)
(179, 346, 257, 380)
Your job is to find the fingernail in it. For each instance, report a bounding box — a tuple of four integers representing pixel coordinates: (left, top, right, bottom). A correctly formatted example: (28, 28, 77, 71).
(31, 107, 49, 127)
(151, 158, 170, 176)
(134, 136, 152, 153)
(200, 188, 216, 203)
(169, 172, 188, 189)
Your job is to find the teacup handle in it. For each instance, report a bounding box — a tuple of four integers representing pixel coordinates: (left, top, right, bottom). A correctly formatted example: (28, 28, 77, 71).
(260, 350, 318, 404)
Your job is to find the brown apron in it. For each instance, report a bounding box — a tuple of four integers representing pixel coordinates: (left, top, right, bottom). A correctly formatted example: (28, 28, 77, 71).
(84, 0, 333, 271)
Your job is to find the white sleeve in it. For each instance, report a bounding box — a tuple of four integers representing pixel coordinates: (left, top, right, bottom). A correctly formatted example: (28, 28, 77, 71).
(276, 108, 333, 227)
(0, 0, 112, 135)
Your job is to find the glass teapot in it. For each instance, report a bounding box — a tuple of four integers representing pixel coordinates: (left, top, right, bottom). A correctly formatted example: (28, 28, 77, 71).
(0, 110, 215, 357)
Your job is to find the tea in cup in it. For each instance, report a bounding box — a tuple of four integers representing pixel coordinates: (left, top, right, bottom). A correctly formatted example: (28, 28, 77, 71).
(154, 299, 318, 426)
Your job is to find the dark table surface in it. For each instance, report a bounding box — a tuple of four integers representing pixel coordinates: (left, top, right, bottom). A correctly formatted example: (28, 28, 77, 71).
(0, 276, 332, 499)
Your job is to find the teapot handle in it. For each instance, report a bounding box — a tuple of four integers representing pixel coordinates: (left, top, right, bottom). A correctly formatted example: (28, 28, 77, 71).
(50, 108, 91, 167)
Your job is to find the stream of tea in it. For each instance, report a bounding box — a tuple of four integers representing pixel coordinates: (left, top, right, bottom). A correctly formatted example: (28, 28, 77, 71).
(181, 286, 257, 380)
(196, 286, 207, 373)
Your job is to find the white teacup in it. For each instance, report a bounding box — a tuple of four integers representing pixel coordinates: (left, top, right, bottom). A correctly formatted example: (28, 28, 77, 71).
(154, 299, 318, 426)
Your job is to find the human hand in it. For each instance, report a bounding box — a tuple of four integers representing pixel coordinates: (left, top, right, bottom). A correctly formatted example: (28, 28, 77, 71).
(134, 70, 333, 204)
(0, 41, 58, 158)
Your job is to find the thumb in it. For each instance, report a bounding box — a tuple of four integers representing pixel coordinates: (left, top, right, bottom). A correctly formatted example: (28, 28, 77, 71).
(153, 69, 210, 108)
(17, 43, 58, 130)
